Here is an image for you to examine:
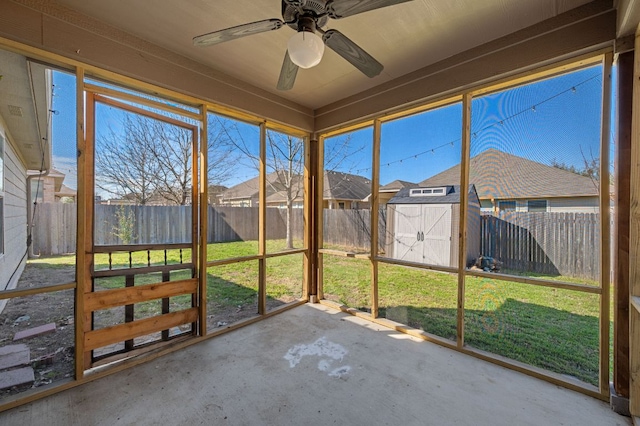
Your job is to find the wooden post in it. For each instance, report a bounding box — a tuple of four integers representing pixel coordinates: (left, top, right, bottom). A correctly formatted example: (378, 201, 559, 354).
(457, 92, 472, 348)
(83, 90, 96, 369)
(614, 49, 633, 400)
(305, 136, 317, 300)
(199, 106, 208, 335)
(317, 136, 325, 301)
(371, 120, 381, 318)
(258, 122, 267, 314)
(125, 274, 135, 349)
(629, 25, 640, 417)
(191, 123, 199, 335)
(74, 67, 86, 379)
(599, 51, 612, 399)
(161, 270, 171, 341)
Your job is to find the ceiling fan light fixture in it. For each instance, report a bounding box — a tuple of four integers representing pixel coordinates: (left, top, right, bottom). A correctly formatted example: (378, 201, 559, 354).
(287, 30, 324, 69)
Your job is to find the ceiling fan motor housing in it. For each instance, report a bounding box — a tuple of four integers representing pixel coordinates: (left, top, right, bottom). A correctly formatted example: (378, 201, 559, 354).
(283, 0, 329, 30)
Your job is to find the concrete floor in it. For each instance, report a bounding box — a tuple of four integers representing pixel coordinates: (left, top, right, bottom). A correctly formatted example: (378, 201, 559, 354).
(0, 303, 631, 426)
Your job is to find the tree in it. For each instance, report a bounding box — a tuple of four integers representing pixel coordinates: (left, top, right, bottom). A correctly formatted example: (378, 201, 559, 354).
(95, 109, 238, 205)
(266, 132, 304, 249)
(95, 113, 161, 205)
(550, 146, 599, 193)
(217, 117, 362, 250)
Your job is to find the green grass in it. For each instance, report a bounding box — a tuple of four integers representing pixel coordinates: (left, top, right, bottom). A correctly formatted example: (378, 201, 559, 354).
(322, 254, 607, 386)
(29, 242, 608, 386)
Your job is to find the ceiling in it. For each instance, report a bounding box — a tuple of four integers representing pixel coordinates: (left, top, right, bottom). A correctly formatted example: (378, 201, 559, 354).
(53, 0, 606, 110)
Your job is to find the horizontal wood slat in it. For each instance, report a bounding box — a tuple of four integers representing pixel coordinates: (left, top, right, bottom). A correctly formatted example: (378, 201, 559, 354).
(84, 279, 198, 312)
(93, 243, 192, 253)
(93, 263, 194, 278)
(84, 308, 198, 351)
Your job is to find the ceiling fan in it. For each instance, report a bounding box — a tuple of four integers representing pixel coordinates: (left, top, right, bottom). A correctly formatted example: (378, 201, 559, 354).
(193, 0, 414, 90)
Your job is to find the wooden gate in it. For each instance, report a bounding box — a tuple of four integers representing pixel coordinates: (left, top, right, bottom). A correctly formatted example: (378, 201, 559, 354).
(79, 90, 200, 369)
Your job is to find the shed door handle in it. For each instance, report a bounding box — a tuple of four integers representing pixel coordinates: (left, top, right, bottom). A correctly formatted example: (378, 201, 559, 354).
(420, 232, 424, 241)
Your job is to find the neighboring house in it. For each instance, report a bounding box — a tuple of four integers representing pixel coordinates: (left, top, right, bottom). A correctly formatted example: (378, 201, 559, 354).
(0, 50, 52, 295)
(29, 168, 77, 203)
(207, 184, 228, 206)
(381, 149, 599, 214)
(322, 170, 370, 210)
(218, 170, 371, 210)
(218, 172, 293, 208)
(367, 179, 418, 206)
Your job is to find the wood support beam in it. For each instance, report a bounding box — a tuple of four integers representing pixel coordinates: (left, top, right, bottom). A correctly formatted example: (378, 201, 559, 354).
(599, 52, 613, 399)
(306, 137, 319, 300)
(317, 137, 325, 301)
(258, 122, 267, 315)
(370, 120, 381, 318)
(74, 66, 85, 379)
(457, 93, 472, 348)
(199, 106, 208, 336)
(614, 49, 633, 400)
(82, 90, 96, 371)
(629, 24, 640, 417)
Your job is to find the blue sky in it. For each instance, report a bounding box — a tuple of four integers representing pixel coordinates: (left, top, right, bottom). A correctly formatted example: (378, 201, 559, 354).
(326, 65, 609, 186)
(50, 64, 611, 194)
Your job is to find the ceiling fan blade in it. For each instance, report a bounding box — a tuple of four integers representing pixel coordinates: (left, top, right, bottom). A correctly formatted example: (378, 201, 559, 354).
(277, 52, 299, 91)
(326, 0, 414, 19)
(193, 19, 284, 47)
(322, 29, 383, 78)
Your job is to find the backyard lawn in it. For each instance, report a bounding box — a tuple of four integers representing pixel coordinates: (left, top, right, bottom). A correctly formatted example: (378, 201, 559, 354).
(321, 253, 606, 387)
(24, 240, 607, 387)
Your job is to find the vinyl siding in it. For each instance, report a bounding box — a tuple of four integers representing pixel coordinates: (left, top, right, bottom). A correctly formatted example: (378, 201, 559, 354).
(481, 196, 599, 213)
(547, 197, 599, 213)
(0, 120, 27, 292)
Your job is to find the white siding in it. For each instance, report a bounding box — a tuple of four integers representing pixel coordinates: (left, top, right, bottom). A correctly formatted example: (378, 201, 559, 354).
(0, 118, 27, 293)
(548, 197, 599, 213)
(483, 197, 599, 213)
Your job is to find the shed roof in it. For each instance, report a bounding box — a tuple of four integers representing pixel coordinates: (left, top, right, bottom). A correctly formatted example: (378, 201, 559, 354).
(388, 185, 479, 205)
(418, 149, 598, 200)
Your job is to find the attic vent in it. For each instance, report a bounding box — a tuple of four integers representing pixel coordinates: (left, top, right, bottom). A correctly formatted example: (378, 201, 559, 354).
(8, 105, 23, 116)
(409, 187, 446, 197)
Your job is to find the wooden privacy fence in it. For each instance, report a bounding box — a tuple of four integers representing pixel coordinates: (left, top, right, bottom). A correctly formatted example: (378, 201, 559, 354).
(32, 203, 77, 256)
(480, 212, 600, 280)
(322, 208, 387, 252)
(32, 204, 306, 254)
(32, 205, 600, 280)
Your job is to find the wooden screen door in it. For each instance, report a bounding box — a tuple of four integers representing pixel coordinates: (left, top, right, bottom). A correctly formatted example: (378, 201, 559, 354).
(79, 90, 200, 369)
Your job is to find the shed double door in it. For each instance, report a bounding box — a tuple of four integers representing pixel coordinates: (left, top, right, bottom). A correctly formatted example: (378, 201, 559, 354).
(393, 204, 452, 266)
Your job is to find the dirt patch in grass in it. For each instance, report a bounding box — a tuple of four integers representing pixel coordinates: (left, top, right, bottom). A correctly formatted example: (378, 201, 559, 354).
(0, 263, 75, 401)
(1, 257, 300, 401)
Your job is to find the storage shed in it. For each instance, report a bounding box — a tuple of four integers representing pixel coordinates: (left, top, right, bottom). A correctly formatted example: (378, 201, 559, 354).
(386, 185, 481, 268)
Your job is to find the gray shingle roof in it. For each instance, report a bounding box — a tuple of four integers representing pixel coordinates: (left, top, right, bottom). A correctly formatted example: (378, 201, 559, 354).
(418, 149, 598, 200)
(379, 179, 418, 191)
(323, 171, 371, 201)
(221, 170, 371, 203)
